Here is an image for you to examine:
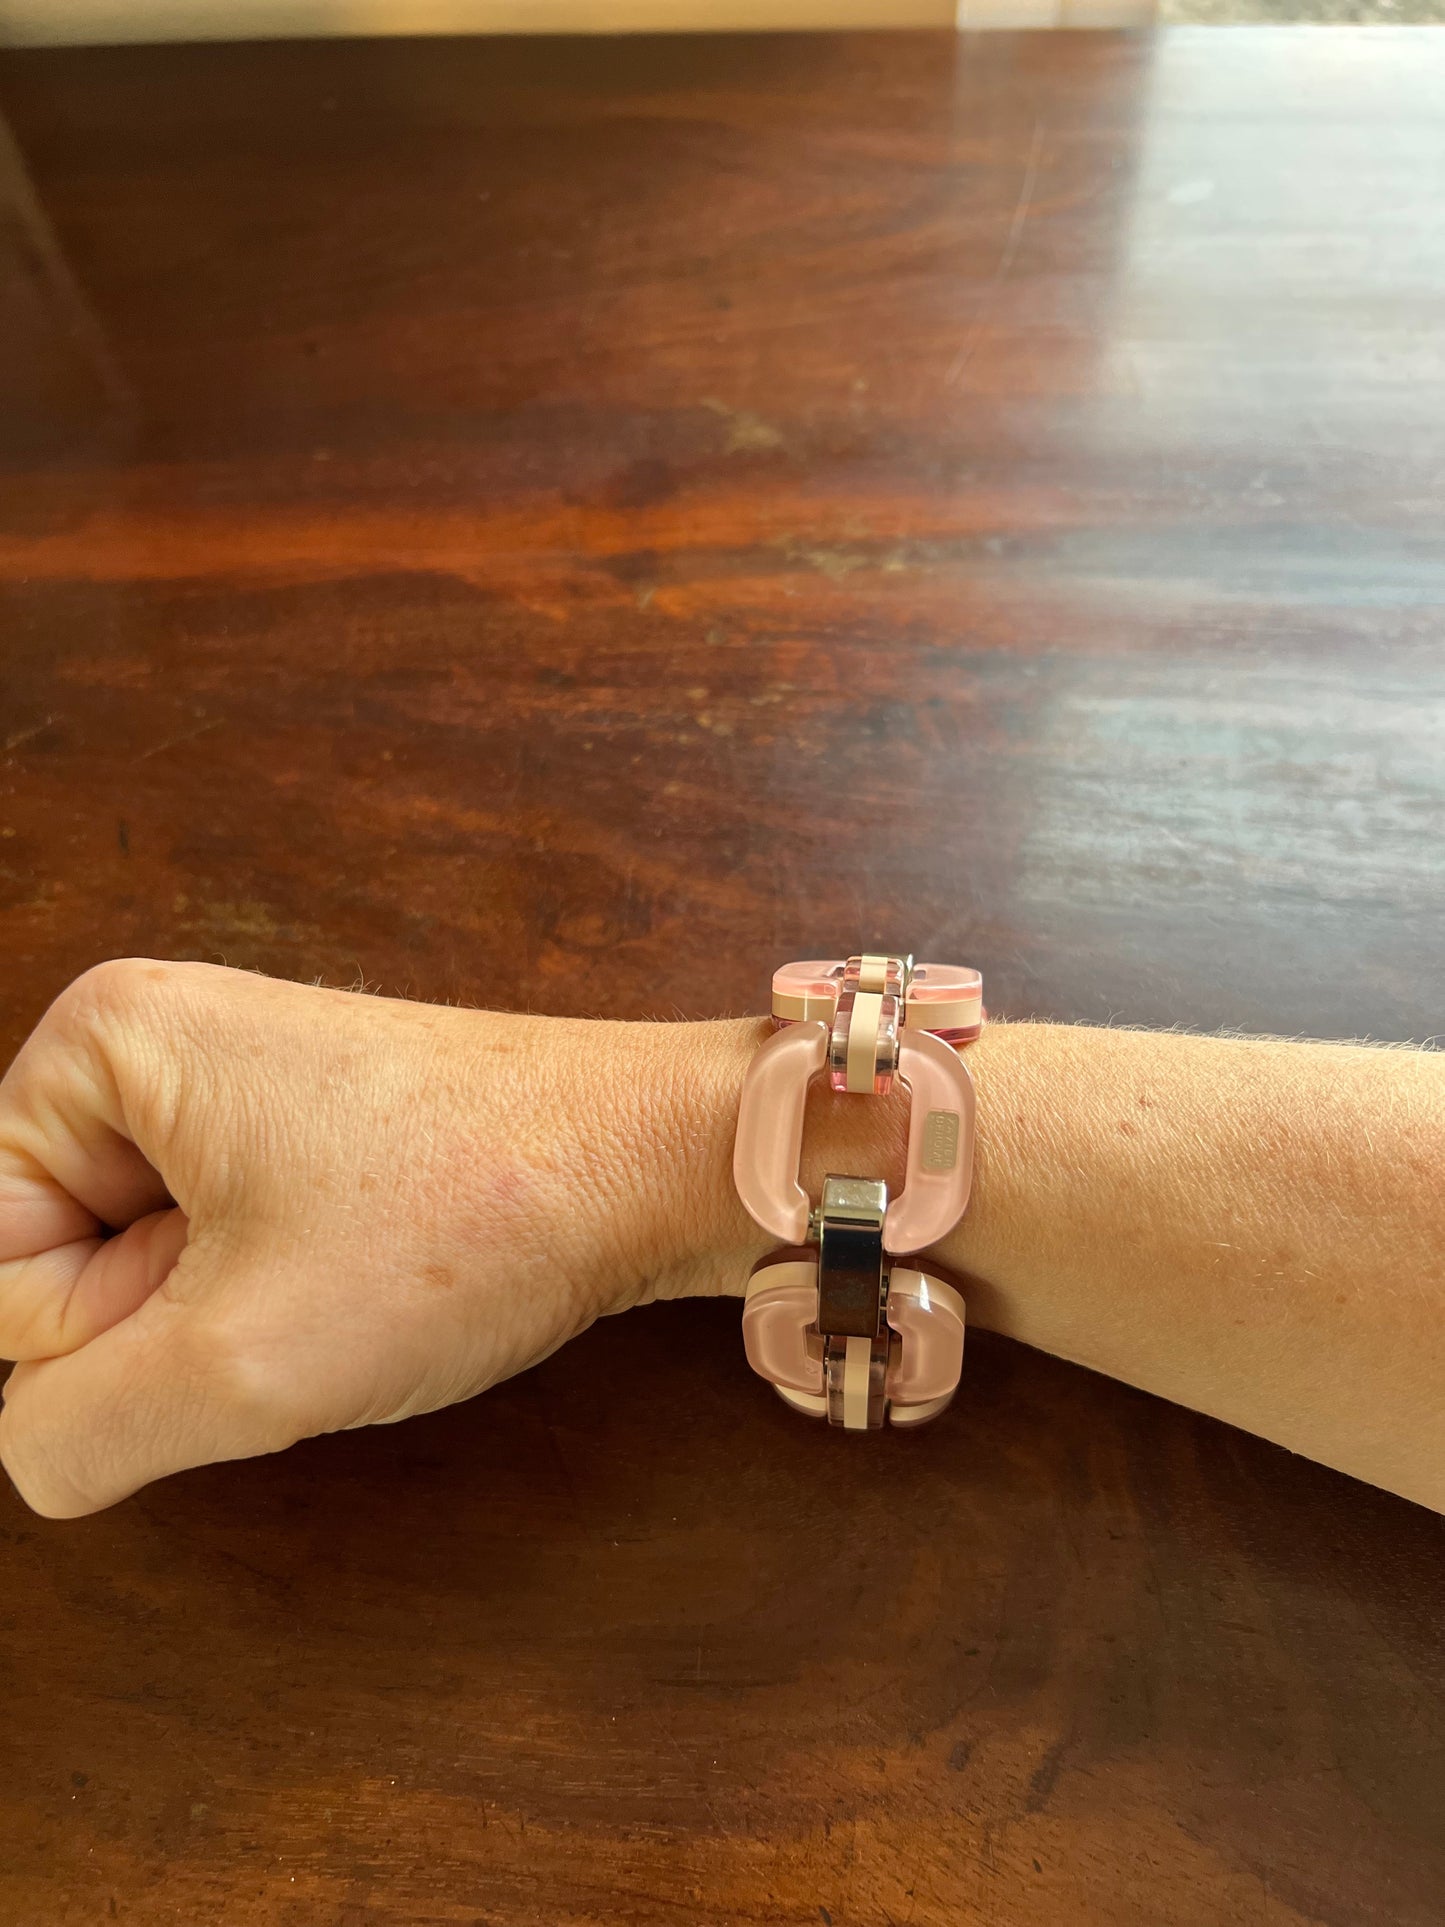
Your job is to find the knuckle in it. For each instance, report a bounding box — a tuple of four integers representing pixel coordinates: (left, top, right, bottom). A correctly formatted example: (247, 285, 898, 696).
(46, 960, 223, 1157)
(57, 957, 230, 1041)
(194, 1319, 302, 1456)
(59, 956, 170, 1026)
(44, 960, 180, 1083)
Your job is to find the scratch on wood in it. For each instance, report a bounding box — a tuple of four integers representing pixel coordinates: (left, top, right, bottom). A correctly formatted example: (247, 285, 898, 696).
(946, 118, 1045, 388)
(4, 716, 55, 754)
(138, 719, 220, 761)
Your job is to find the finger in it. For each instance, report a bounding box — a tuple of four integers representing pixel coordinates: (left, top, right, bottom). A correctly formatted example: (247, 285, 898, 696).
(0, 1207, 189, 1362)
(0, 1150, 101, 1258)
(0, 1244, 296, 1518)
(0, 967, 178, 1364)
(0, 1051, 171, 1248)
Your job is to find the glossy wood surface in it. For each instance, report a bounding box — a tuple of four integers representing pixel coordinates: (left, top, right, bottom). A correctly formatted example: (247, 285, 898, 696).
(1, 27, 1442, 1926)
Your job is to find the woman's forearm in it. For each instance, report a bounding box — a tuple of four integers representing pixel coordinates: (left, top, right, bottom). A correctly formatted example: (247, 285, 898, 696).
(657, 1018, 1445, 1511)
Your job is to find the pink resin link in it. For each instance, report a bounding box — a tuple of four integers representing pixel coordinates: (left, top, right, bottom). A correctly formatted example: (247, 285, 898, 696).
(735, 951, 983, 1432)
(772, 958, 983, 1048)
(742, 1258, 967, 1427)
(733, 1021, 975, 1254)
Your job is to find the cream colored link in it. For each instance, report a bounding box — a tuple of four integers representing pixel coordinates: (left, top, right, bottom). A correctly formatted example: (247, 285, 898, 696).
(903, 992, 981, 1033)
(857, 953, 891, 995)
(845, 991, 883, 1093)
(771, 986, 838, 1023)
(842, 1337, 872, 1430)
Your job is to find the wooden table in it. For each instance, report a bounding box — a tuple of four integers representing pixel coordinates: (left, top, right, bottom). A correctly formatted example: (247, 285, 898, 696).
(1, 26, 1442, 1925)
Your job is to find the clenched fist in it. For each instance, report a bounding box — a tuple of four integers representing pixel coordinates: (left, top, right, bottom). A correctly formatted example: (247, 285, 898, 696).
(0, 960, 755, 1518)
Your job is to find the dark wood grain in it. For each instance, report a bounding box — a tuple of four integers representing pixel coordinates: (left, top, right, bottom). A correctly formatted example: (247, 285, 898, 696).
(0, 26, 1442, 1926)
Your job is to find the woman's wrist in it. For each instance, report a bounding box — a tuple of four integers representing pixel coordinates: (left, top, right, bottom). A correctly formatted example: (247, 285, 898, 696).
(630, 1009, 1445, 1512)
(615, 1014, 1021, 1311)
(597, 1017, 772, 1308)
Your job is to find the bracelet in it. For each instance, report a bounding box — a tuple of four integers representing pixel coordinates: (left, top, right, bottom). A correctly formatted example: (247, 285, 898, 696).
(732, 954, 982, 1431)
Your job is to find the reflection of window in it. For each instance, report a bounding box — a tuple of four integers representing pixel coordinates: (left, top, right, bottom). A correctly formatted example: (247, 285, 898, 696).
(1001, 653, 1445, 1036)
(0, 0, 954, 45)
(958, 0, 1154, 22)
(0, 113, 132, 450)
(1099, 35, 1440, 451)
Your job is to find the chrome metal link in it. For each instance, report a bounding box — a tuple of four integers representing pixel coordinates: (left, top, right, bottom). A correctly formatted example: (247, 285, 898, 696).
(813, 958, 910, 1426)
(814, 1175, 888, 1339)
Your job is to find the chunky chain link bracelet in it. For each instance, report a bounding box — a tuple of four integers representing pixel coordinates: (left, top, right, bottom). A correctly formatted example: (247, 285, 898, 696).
(733, 954, 983, 1431)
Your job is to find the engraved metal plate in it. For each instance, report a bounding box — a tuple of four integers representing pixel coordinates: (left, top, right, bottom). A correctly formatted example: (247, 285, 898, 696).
(921, 1109, 960, 1173)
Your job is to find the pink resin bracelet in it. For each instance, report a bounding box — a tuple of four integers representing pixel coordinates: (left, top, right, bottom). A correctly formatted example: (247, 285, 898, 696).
(732, 953, 982, 1432)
